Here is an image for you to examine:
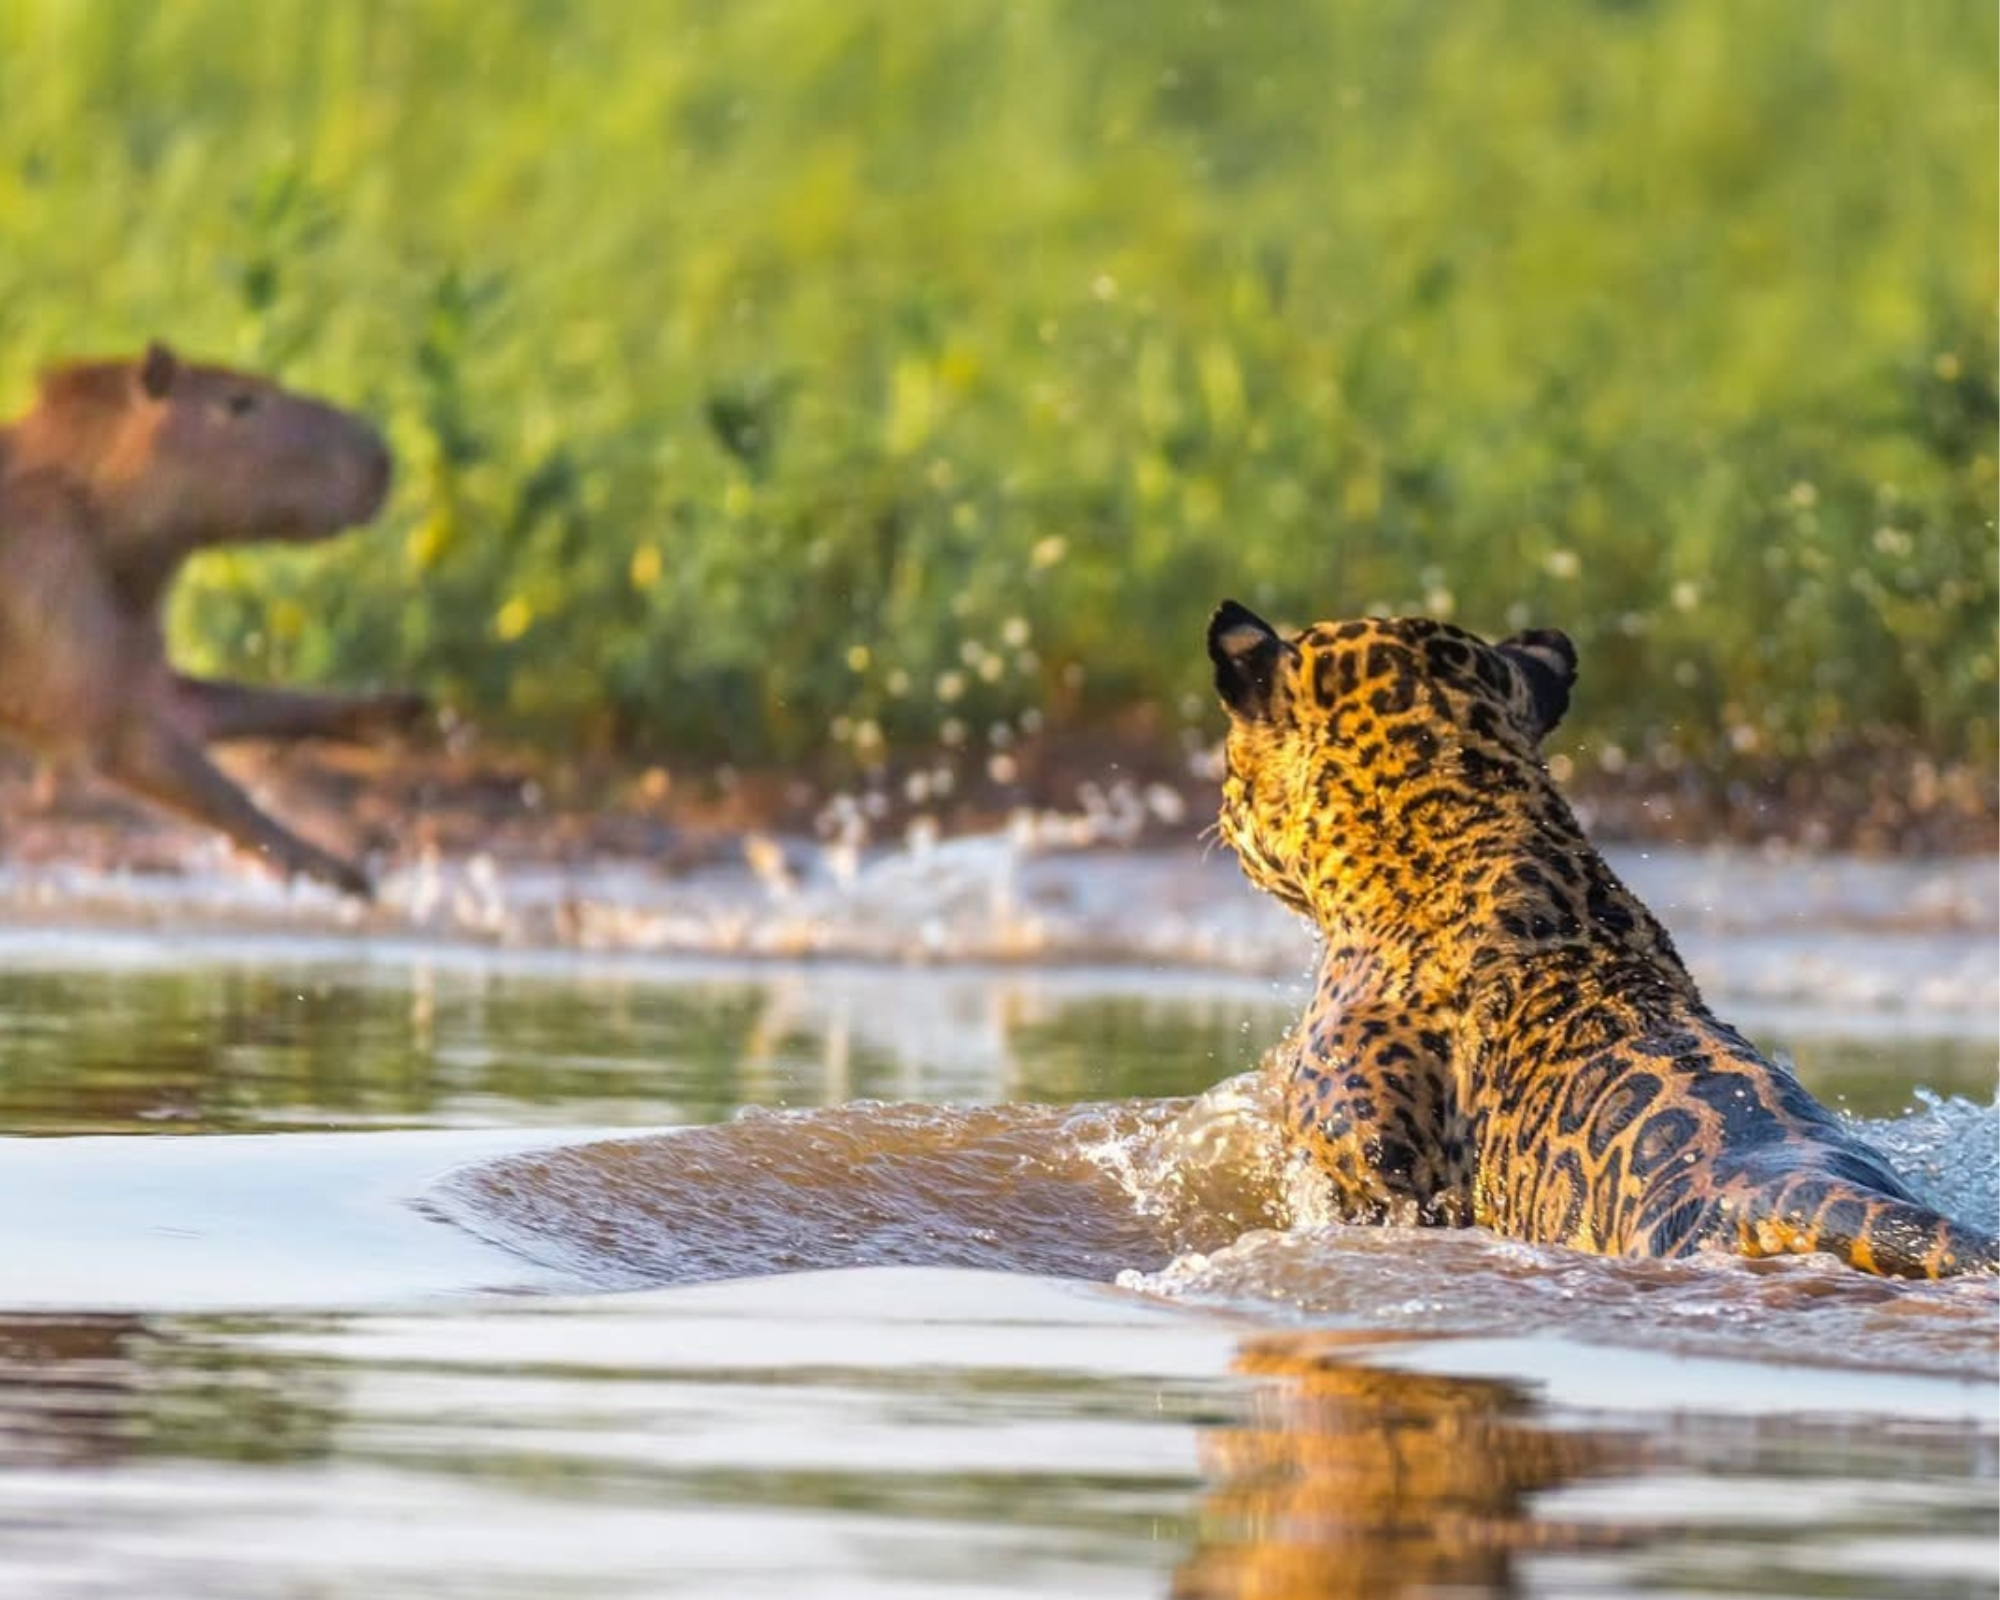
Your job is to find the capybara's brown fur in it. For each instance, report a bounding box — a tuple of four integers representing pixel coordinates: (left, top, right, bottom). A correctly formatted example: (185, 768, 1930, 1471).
(0, 341, 421, 897)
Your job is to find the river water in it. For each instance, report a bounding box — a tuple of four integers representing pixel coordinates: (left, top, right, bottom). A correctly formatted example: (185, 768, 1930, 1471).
(0, 839, 1992, 1598)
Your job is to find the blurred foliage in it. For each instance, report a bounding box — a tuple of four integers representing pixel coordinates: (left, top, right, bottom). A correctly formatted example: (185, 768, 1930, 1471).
(0, 0, 1991, 779)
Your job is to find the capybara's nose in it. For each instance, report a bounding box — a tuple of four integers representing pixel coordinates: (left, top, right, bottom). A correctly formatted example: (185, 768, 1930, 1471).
(356, 428, 393, 517)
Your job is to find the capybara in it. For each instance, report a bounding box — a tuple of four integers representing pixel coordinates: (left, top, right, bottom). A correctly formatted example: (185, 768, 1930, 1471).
(0, 341, 421, 897)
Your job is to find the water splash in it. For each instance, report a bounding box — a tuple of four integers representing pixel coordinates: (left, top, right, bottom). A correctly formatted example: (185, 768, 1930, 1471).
(1118, 1222, 2000, 1378)
(1071, 1068, 1290, 1236)
(1854, 1089, 1999, 1234)
(2, 839, 1993, 1016)
(1111, 1086, 2000, 1378)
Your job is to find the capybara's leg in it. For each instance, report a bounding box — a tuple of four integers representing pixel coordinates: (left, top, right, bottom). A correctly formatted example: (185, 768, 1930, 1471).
(94, 719, 373, 898)
(172, 675, 428, 745)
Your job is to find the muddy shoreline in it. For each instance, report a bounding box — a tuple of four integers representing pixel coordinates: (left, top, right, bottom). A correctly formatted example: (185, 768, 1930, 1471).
(0, 745, 1993, 1033)
(1, 730, 1992, 892)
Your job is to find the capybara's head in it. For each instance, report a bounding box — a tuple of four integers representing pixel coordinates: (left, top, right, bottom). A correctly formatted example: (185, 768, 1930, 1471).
(24, 341, 392, 548)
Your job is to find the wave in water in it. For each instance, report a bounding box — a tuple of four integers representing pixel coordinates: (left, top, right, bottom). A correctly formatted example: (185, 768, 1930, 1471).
(430, 1079, 2000, 1377)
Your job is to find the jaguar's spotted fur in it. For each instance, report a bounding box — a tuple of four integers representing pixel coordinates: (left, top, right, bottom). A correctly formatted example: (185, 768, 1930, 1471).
(1207, 599, 1995, 1280)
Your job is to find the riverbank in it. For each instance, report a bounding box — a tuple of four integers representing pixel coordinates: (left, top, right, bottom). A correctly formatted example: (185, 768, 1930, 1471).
(0, 746, 1993, 1035)
(1, 727, 1992, 897)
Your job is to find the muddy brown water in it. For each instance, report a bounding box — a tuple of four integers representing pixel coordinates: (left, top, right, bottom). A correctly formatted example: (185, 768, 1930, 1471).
(0, 840, 1993, 1599)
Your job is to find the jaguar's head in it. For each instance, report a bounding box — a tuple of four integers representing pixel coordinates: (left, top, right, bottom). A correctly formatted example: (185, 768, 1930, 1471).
(1205, 599, 1576, 915)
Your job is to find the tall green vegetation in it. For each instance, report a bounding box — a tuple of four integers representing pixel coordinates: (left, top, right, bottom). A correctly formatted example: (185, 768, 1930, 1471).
(0, 1, 1991, 781)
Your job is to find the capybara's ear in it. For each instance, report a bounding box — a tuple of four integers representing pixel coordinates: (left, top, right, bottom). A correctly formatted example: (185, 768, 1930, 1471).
(138, 341, 179, 401)
(1208, 599, 1288, 723)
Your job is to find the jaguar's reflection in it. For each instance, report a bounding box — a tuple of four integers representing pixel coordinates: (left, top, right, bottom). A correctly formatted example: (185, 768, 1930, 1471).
(1176, 1330, 1645, 1599)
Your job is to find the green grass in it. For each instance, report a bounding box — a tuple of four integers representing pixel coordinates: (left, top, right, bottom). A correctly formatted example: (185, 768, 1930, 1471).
(0, 0, 1992, 785)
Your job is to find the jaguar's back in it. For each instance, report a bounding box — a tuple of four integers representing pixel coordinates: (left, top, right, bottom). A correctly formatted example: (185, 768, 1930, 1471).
(1206, 599, 1995, 1280)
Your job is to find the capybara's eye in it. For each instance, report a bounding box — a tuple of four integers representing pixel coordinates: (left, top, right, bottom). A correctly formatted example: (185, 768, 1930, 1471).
(223, 391, 259, 417)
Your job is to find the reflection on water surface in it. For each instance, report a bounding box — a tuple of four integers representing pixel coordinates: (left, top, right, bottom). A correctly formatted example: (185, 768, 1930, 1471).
(0, 914, 1990, 1599)
(0, 1279, 1990, 1600)
(0, 939, 1989, 1134)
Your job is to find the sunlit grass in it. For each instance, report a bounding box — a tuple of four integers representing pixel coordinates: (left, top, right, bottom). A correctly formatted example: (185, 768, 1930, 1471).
(0, 0, 1991, 779)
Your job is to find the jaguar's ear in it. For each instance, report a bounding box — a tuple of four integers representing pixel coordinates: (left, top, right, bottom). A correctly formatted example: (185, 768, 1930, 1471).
(1497, 628, 1577, 742)
(1208, 599, 1287, 722)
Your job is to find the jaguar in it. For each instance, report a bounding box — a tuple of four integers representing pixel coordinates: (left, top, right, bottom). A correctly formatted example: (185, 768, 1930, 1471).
(1206, 598, 1995, 1279)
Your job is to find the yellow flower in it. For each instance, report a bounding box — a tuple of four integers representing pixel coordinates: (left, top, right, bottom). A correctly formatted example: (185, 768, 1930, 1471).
(406, 514, 452, 571)
(494, 597, 533, 641)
